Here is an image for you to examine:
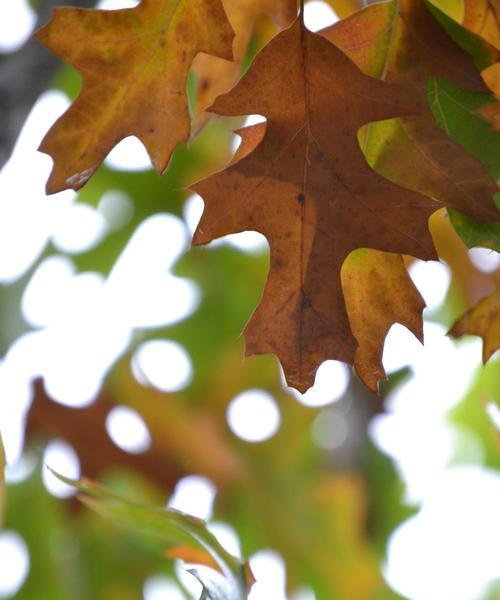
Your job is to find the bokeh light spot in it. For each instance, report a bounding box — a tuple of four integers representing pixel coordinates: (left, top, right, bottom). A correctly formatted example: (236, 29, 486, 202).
(293, 360, 349, 407)
(105, 405, 152, 454)
(311, 409, 348, 450)
(143, 575, 185, 600)
(249, 550, 287, 600)
(132, 340, 193, 392)
(42, 439, 80, 498)
(0, 531, 30, 597)
(468, 247, 500, 273)
(0, 0, 35, 52)
(303, 1, 338, 31)
(227, 389, 280, 443)
(408, 260, 451, 311)
(168, 475, 217, 521)
(104, 136, 152, 171)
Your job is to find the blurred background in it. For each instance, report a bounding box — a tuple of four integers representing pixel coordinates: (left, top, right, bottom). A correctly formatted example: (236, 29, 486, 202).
(0, 1, 499, 599)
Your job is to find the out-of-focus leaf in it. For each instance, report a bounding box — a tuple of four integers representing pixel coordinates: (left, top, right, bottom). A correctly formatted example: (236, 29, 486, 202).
(25, 379, 183, 490)
(36, 0, 235, 193)
(53, 472, 253, 600)
(448, 356, 500, 470)
(449, 289, 500, 362)
(463, 0, 500, 51)
(362, 441, 416, 558)
(482, 62, 500, 96)
(6, 468, 176, 599)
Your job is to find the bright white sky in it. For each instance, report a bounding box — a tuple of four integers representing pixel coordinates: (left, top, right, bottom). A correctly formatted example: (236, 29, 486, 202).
(0, 2, 499, 600)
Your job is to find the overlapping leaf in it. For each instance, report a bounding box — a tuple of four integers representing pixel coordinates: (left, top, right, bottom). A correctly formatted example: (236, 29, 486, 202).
(192, 0, 297, 129)
(37, 0, 234, 193)
(427, 78, 500, 252)
(192, 15, 440, 391)
(324, 0, 499, 223)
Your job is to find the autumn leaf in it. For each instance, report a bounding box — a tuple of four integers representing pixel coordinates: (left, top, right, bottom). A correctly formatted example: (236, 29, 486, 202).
(36, 0, 234, 193)
(323, 0, 500, 224)
(449, 289, 500, 362)
(341, 250, 425, 391)
(192, 14, 440, 391)
(192, 0, 297, 130)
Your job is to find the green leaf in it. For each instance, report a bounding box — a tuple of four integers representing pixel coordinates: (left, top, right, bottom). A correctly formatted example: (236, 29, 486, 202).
(423, 0, 497, 70)
(427, 78, 500, 181)
(52, 471, 252, 600)
(428, 78, 500, 250)
(448, 208, 500, 252)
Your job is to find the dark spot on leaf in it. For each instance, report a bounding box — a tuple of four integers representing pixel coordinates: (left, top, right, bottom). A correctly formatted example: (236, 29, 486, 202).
(297, 193, 305, 204)
(301, 297, 311, 309)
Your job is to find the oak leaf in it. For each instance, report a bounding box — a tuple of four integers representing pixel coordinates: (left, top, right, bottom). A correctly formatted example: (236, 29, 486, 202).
(449, 290, 500, 362)
(36, 0, 234, 193)
(341, 249, 425, 391)
(192, 16, 440, 391)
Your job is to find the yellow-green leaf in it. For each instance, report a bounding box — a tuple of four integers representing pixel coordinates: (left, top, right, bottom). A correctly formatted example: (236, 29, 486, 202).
(37, 0, 234, 193)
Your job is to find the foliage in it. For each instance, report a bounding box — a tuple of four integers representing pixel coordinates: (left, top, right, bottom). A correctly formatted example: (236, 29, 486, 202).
(1, 0, 500, 599)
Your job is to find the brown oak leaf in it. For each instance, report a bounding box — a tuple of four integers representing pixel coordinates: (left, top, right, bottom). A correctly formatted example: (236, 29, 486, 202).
(449, 289, 500, 362)
(36, 0, 234, 193)
(191, 15, 440, 391)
